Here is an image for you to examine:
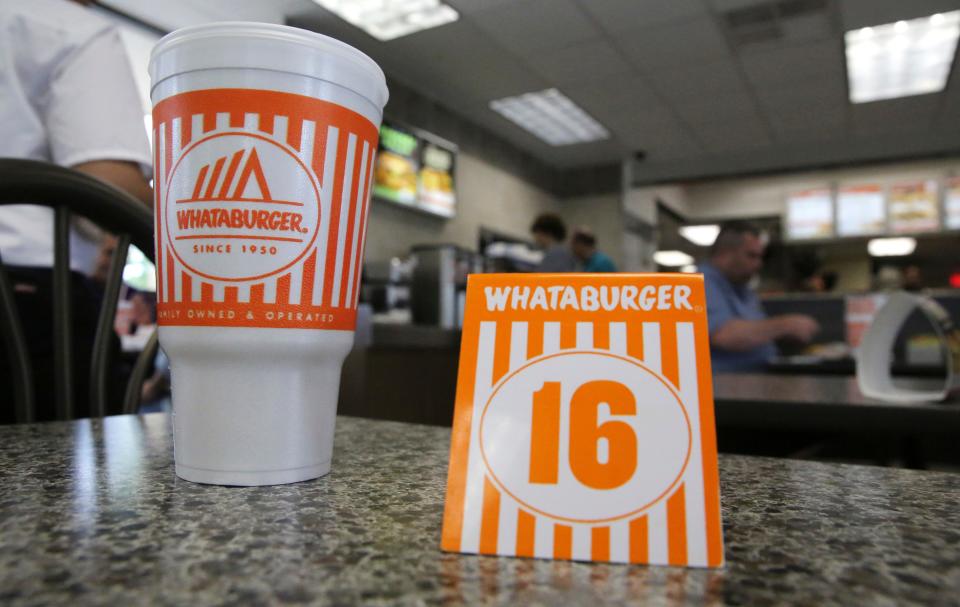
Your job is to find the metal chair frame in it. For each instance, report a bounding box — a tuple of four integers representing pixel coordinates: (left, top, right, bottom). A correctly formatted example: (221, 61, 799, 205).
(0, 158, 159, 422)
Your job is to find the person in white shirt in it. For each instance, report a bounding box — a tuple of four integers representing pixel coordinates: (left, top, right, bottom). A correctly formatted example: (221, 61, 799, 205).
(0, 0, 153, 422)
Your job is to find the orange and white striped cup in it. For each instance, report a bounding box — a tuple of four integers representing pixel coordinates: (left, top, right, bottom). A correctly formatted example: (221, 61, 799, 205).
(149, 23, 388, 485)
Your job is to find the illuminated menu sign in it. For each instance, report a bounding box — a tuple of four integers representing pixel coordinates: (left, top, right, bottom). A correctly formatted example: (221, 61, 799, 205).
(373, 123, 419, 205)
(419, 143, 456, 217)
(888, 180, 939, 233)
(946, 177, 960, 230)
(372, 121, 457, 218)
(786, 188, 833, 240)
(837, 184, 885, 236)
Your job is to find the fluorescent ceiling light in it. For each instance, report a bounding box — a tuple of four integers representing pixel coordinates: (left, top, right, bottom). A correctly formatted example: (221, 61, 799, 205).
(653, 250, 695, 267)
(679, 264, 698, 273)
(489, 88, 609, 146)
(679, 224, 720, 247)
(845, 11, 960, 103)
(313, 0, 459, 41)
(868, 237, 916, 257)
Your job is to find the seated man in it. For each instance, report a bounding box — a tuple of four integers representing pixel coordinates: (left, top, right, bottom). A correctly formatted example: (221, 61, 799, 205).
(701, 222, 819, 372)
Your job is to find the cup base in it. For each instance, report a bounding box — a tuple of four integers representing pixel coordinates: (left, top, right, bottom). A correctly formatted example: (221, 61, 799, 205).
(175, 460, 331, 486)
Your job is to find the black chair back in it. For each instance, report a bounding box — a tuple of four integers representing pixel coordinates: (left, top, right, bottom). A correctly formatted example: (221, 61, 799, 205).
(0, 158, 158, 422)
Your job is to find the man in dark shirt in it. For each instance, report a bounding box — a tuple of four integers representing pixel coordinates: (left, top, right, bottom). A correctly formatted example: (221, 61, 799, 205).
(530, 213, 577, 272)
(702, 222, 819, 372)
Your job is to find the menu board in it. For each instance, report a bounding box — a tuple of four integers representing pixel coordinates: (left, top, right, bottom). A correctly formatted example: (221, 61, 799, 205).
(418, 143, 456, 217)
(945, 177, 960, 230)
(372, 121, 457, 218)
(836, 184, 885, 236)
(786, 188, 833, 240)
(888, 180, 939, 233)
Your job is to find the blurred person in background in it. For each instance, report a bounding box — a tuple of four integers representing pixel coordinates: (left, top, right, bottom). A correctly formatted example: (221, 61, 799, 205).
(902, 264, 925, 292)
(821, 270, 838, 292)
(0, 0, 153, 422)
(571, 226, 617, 272)
(792, 251, 824, 292)
(702, 221, 820, 372)
(530, 213, 577, 272)
(874, 266, 903, 291)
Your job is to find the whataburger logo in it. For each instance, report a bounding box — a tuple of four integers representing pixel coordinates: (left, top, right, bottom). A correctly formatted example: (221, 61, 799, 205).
(176, 147, 308, 236)
(165, 131, 321, 282)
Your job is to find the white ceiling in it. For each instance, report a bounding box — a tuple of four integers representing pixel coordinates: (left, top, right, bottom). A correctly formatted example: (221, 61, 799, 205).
(108, 0, 960, 182)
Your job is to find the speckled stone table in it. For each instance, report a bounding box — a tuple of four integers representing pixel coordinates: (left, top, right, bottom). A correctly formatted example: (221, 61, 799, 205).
(0, 414, 958, 606)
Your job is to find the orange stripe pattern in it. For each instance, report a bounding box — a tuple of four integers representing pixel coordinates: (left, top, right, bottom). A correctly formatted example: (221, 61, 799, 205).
(152, 89, 380, 332)
(440, 274, 725, 567)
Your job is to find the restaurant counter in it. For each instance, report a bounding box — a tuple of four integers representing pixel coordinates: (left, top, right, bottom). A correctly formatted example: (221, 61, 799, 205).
(712, 374, 960, 435)
(1, 414, 958, 605)
(340, 328, 960, 438)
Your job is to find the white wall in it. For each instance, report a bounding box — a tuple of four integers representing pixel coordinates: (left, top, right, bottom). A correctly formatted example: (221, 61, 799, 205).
(623, 184, 688, 226)
(363, 150, 562, 261)
(560, 193, 624, 269)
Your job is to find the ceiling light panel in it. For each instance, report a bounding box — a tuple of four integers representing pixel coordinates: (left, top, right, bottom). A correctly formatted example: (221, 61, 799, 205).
(845, 11, 960, 103)
(489, 89, 610, 146)
(653, 250, 695, 267)
(313, 0, 459, 41)
(679, 224, 720, 247)
(867, 237, 917, 257)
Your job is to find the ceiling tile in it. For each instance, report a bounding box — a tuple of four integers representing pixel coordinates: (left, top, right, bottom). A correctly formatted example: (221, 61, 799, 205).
(770, 120, 848, 143)
(607, 112, 706, 160)
(706, 0, 764, 9)
(526, 39, 634, 85)
(738, 38, 845, 89)
(647, 58, 750, 103)
(537, 139, 631, 168)
(323, 17, 549, 102)
(294, 2, 959, 175)
(470, 0, 599, 55)
(776, 12, 837, 44)
(603, 105, 684, 136)
(851, 95, 940, 134)
(624, 120, 705, 158)
(936, 73, 960, 128)
(575, 0, 710, 33)
(670, 85, 760, 125)
(647, 135, 705, 161)
(616, 16, 732, 71)
(759, 80, 850, 139)
(694, 118, 774, 153)
(840, 0, 960, 30)
(753, 76, 849, 140)
(562, 73, 665, 116)
(445, 0, 516, 15)
(762, 99, 847, 133)
(754, 75, 848, 110)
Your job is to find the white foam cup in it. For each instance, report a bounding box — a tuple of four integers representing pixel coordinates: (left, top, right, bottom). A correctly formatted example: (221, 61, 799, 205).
(149, 23, 388, 485)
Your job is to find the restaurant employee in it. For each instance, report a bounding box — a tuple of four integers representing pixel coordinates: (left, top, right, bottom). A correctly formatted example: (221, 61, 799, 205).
(701, 221, 819, 372)
(530, 213, 577, 272)
(0, 0, 153, 421)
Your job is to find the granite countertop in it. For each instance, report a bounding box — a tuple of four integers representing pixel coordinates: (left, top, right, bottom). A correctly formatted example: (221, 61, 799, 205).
(1, 414, 958, 606)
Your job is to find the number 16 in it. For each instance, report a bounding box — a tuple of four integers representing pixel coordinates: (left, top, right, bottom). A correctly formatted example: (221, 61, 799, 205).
(529, 380, 638, 490)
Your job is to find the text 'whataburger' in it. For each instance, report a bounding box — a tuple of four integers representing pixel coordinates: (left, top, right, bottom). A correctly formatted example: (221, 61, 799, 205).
(484, 284, 693, 312)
